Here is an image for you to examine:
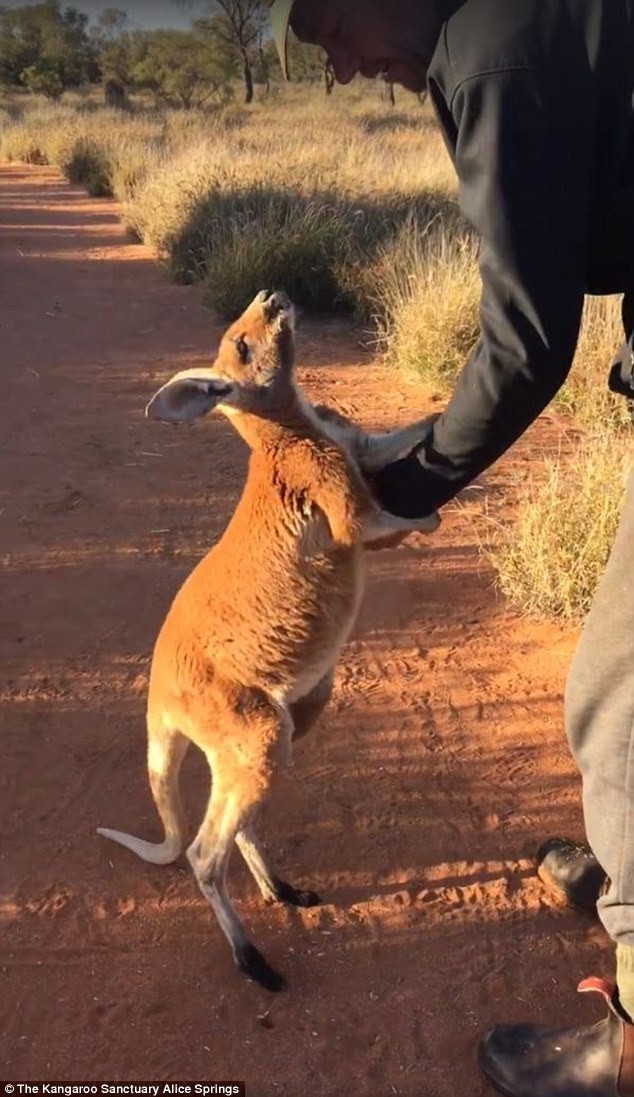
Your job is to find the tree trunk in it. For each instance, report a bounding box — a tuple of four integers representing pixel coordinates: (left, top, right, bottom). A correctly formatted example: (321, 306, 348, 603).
(242, 50, 254, 104)
(259, 45, 270, 95)
(324, 60, 335, 96)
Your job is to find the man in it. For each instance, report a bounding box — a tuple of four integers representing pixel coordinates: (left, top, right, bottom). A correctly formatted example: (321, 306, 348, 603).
(266, 2, 634, 1095)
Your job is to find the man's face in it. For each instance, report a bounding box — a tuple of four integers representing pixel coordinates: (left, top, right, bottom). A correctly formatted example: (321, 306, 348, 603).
(290, 0, 443, 93)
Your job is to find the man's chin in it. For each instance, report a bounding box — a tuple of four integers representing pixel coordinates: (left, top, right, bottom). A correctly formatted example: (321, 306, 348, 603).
(331, 57, 362, 84)
(384, 63, 426, 92)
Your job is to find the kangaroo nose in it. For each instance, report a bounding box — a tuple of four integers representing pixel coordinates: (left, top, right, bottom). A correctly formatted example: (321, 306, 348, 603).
(265, 290, 290, 316)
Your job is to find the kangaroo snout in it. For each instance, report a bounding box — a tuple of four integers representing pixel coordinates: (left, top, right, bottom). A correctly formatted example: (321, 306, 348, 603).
(259, 289, 294, 327)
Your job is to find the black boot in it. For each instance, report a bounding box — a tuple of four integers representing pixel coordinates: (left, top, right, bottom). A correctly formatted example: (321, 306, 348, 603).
(537, 837, 607, 914)
(479, 978, 634, 1097)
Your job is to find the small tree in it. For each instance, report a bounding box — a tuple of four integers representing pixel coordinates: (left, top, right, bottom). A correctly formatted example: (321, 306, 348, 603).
(97, 28, 148, 89)
(257, 32, 329, 89)
(131, 28, 235, 109)
(93, 7, 128, 41)
(0, 1, 97, 92)
(22, 58, 64, 98)
(203, 0, 267, 104)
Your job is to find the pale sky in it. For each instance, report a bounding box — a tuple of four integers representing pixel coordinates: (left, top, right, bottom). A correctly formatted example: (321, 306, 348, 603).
(13, 0, 210, 30)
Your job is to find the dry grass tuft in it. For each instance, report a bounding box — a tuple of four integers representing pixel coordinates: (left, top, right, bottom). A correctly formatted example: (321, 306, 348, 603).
(0, 100, 166, 201)
(484, 434, 630, 621)
(369, 217, 479, 386)
(555, 295, 633, 436)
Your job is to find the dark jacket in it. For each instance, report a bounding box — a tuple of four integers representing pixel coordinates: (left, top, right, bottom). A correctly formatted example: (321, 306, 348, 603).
(373, 0, 634, 517)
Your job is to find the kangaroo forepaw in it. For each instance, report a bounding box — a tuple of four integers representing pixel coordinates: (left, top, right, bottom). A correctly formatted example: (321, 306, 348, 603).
(236, 942, 287, 992)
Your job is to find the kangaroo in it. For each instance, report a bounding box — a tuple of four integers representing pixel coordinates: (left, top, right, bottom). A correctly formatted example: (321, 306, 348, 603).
(97, 290, 438, 992)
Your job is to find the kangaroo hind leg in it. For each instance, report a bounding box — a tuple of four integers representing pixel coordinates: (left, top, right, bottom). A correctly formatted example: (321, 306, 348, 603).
(187, 694, 292, 992)
(236, 822, 321, 908)
(234, 673, 334, 909)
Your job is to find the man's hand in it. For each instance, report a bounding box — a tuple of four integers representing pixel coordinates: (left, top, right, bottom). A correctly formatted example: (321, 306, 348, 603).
(367, 415, 441, 519)
(362, 413, 441, 545)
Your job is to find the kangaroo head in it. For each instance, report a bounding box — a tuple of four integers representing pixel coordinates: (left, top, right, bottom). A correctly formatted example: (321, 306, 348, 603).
(146, 290, 296, 424)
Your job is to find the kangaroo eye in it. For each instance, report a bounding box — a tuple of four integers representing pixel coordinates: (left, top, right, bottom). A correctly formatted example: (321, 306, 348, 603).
(235, 337, 249, 364)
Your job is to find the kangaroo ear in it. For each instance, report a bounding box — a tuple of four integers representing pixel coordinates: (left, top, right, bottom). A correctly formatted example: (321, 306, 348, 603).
(145, 371, 234, 423)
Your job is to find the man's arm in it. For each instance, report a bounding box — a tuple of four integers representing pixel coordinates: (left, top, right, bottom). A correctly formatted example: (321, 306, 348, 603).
(372, 64, 593, 518)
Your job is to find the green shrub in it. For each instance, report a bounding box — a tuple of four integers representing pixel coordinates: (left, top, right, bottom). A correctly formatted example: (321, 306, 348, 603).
(65, 139, 113, 196)
(200, 194, 358, 316)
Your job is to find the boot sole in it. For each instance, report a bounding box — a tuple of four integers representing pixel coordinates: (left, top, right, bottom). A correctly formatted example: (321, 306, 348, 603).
(478, 1048, 526, 1097)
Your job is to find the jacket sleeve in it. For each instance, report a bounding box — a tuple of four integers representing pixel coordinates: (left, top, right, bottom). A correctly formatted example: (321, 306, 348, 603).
(372, 65, 592, 518)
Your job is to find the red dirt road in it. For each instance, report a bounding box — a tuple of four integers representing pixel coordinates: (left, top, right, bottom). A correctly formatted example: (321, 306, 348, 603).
(0, 163, 611, 1094)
